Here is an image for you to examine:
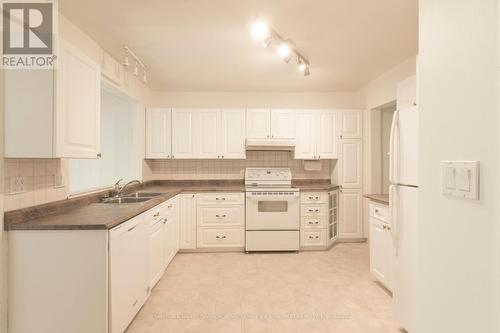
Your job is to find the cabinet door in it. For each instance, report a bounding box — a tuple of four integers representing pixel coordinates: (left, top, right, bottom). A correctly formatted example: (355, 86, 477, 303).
(149, 220, 165, 288)
(55, 39, 101, 158)
(339, 139, 363, 188)
(101, 51, 122, 86)
(369, 219, 385, 282)
(339, 189, 363, 238)
(146, 108, 171, 159)
(271, 109, 295, 139)
(246, 109, 270, 139)
(221, 109, 246, 159)
(339, 110, 362, 139)
(317, 110, 338, 159)
(294, 110, 316, 159)
(198, 109, 220, 159)
(397, 76, 417, 110)
(179, 194, 197, 249)
(172, 109, 198, 158)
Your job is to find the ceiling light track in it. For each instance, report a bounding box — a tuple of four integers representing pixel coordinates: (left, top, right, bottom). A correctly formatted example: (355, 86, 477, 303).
(251, 19, 310, 76)
(122, 45, 148, 83)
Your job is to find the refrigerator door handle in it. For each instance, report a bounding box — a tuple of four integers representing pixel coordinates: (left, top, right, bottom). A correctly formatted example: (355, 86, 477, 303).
(389, 185, 399, 252)
(389, 110, 399, 184)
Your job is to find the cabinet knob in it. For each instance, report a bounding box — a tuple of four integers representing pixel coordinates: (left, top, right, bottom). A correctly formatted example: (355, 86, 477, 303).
(97, 153, 102, 158)
(218, 155, 220, 159)
(222, 235, 226, 239)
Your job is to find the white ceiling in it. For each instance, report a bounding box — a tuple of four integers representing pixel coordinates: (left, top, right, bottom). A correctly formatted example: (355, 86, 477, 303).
(59, 0, 418, 92)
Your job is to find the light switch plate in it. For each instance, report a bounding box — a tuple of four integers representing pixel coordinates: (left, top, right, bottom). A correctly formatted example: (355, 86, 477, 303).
(441, 161, 479, 200)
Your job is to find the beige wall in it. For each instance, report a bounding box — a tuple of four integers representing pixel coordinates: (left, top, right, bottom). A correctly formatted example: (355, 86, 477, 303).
(152, 91, 363, 109)
(144, 151, 332, 181)
(418, 0, 498, 331)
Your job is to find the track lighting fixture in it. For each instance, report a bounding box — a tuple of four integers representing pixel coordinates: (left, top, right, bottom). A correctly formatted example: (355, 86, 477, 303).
(122, 45, 148, 83)
(250, 18, 310, 76)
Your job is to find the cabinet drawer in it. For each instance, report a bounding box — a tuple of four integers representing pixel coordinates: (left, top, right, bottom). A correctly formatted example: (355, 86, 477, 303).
(369, 202, 389, 223)
(197, 228, 244, 248)
(301, 230, 327, 247)
(301, 204, 327, 217)
(160, 198, 178, 218)
(197, 193, 243, 205)
(301, 192, 328, 204)
(197, 206, 244, 227)
(301, 216, 326, 229)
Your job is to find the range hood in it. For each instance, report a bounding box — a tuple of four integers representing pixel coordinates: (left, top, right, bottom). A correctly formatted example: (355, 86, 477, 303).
(245, 138, 296, 151)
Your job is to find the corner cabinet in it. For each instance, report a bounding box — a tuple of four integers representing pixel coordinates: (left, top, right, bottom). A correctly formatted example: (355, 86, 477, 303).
(295, 110, 338, 159)
(5, 38, 101, 158)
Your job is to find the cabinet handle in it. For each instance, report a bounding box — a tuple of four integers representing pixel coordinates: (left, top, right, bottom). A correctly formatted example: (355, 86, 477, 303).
(222, 235, 226, 239)
(132, 300, 138, 307)
(168, 205, 173, 208)
(172, 155, 175, 158)
(97, 153, 102, 158)
(167, 155, 170, 159)
(216, 236, 220, 239)
(271, 135, 274, 138)
(308, 196, 314, 200)
(163, 218, 167, 224)
(128, 225, 137, 232)
(309, 236, 314, 239)
(315, 196, 319, 200)
(154, 212, 160, 218)
(315, 236, 319, 239)
(218, 155, 220, 159)
(318, 155, 321, 159)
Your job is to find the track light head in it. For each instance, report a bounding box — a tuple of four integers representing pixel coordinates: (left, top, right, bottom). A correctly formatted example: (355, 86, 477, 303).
(251, 20, 270, 42)
(303, 67, 310, 76)
(261, 36, 273, 48)
(277, 42, 291, 59)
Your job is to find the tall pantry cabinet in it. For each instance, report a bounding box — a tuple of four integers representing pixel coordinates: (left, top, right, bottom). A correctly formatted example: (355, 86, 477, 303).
(338, 110, 364, 239)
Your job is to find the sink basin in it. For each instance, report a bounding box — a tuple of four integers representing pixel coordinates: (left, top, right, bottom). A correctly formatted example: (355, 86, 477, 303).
(125, 192, 163, 198)
(100, 197, 152, 204)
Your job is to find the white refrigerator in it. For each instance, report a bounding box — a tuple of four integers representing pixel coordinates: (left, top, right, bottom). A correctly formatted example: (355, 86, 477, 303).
(389, 104, 418, 332)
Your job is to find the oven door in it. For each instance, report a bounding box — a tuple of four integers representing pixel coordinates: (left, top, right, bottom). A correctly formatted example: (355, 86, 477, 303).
(245, 191, 300, 230)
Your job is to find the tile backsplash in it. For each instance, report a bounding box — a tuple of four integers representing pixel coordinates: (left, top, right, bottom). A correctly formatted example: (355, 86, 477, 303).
(4, 159, 68, 211)
(143, 151, 332, 181)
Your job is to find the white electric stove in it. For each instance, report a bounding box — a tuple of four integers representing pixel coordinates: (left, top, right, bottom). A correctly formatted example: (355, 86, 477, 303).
(244, 168, 300, 252)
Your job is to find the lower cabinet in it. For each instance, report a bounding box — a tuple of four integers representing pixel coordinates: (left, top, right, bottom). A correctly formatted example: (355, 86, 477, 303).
(196, 192, 245, 249)
(179, 194, 197, 249)
(339, 188, 363, 239)
(300, 191, 329, 249)
(369, 202, 393, 290)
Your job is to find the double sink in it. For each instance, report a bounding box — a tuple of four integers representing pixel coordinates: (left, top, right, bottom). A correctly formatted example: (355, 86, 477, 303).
(100, 192, 163, 204)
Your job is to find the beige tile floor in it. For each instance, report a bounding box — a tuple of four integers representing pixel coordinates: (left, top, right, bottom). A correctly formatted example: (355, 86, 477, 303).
(126, 243, 405, 333)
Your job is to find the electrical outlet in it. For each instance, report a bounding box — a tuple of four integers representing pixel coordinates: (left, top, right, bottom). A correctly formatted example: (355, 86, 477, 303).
(10, 176, 26, 195)
(54, 174, 65, 188)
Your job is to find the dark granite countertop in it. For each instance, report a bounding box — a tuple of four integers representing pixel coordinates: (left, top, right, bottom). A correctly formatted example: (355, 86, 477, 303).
(364, 194, 390, 205)
(5, 179, 339, 231)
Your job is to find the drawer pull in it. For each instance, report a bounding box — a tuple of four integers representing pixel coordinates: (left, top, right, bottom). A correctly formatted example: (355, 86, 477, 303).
(132, 300, 138, 307)
(127, 225, 137, 232)
(216, 235, 227, 239)
(168, 205, 173, 208)
(163, 218, 167, 224)
(153, 212, 160, 218)
(215, 197, 227, 201)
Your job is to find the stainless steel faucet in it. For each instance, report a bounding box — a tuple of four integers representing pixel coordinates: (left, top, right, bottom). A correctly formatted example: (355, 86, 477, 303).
(114, 179, 141, 196)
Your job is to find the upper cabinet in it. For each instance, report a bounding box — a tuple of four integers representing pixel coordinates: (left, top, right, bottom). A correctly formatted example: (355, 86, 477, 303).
(146, 108, 172, 159)
(172, 109, 199, 159)
(100, 51, 122, 86)
(397, 75, 417, 110)
(149, 109, 245, 160)
(295, 110, 338, 160)
(5, 38, 101, 158)
(246, 109, 295, 139)
(339, 110, 363, 139)
(220, 109, 246, 159)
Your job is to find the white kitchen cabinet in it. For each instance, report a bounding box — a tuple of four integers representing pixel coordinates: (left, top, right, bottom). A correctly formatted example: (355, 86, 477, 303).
(339, 188, 363, 239)
(397, 75, 417, 110)
(110, 216, 149, 333)
(246, 109, 295, 139)
(339, 110, 363, 139)
(246, 109, 271, 139)
(146, 108, 172, 159)
(148, 211, 166, 289)
(5, 39, 101, 158)
(369, 202, 392, 290)
(197, 192, 245, 249)
(295, 110, 338, 159)
(179, 194, 197, 249)
(100, 50, 122, 86)
(172, 109, 198, 158)
(294, 111, 316, 159)
(162, 197, 180, 267)
(221, 109, 246, 159)
(198, 109, 221, 159)
(300, 191, 329, 250)
(339, 139, 363, 188)
(270, 109, 296, 139)
(169, 109, 245, 159)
